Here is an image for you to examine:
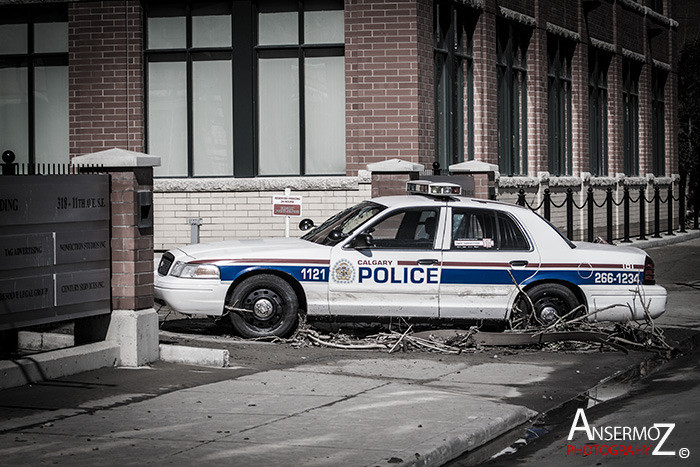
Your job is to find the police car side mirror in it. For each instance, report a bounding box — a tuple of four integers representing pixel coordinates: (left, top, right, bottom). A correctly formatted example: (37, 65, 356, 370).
(351, 233, 374, 250)
(299, 218, 315, 231)
(327, 229, 346, 241)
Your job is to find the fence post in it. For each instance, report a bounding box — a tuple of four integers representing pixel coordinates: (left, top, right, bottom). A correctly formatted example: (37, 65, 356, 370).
(638, 186, 647, 240)
(679, 173, 687, 233)
(543, 188, 551, 221)
(606, 187, 613, 244)
(517, 189, 526, 207)
(653, 186, 661, 238)
(667, 185, 674, 236)
(1, 150, 18, 175)
(566, 188, 573, 239)
(622, 186, 631, 243)
(587, 187, 594, 242)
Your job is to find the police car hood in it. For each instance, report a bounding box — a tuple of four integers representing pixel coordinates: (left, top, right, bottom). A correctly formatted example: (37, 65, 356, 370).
(176, 237, 327, 261)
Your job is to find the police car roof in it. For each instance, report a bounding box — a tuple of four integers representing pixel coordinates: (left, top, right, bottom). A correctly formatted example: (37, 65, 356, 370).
(371, 194, 529, 212)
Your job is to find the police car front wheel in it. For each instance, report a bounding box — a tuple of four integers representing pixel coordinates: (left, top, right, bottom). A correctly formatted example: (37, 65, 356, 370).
(228, 274, 299, 338)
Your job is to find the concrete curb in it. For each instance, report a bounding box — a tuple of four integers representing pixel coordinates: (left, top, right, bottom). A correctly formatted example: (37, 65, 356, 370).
(412, 407, 537, 467)
(159, 343, 230, 367)
(621, 229, 700, 250)
(18, 331, 74, 351)
(0, 341, 119, 390)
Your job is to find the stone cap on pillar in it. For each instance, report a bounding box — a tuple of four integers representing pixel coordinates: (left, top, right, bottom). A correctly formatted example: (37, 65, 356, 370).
(72, 148, 161, 168)
(449, 160, 499, 175)
(366, 158, 424, 173)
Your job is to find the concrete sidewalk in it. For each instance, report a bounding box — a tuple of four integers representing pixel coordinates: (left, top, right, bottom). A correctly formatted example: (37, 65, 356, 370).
(0, 367, 532, 466)
(1, 342, 679, 467)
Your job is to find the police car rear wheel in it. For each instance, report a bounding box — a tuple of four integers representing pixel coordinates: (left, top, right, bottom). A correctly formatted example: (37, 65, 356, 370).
(520, 283, 579, 326)
(228, 275, 299, 338)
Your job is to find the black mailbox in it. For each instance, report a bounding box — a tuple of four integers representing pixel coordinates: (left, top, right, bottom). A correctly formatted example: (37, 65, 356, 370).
(137, 190, 153, 229)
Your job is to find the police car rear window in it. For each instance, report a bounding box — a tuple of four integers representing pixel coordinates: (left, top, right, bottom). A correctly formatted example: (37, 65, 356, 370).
(451, 208, 530, 250)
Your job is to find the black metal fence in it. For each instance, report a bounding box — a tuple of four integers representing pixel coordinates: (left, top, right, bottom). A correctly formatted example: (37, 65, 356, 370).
(1, 150, 99, 175)
(516, 176, 697, 243)
(429, 160, 699, 243)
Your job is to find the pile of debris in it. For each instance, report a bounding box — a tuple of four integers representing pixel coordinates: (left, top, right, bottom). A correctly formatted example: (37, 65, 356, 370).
(266, 291, 674, 355)
(279, 319, 672, 356)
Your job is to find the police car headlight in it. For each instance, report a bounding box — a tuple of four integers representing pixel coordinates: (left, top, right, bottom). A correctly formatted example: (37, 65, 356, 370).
(170, 262, 220, 279)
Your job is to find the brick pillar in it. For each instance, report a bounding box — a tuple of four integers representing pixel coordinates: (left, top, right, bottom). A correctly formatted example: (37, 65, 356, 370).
(666, 22, 678, 176)
(608, 54, 624, 176)
(345, 0, 424, 175)
(571, 32, 589, 176)
(450, 160, 499, 200)
(110, 168, 154, 311)
(73, 149, 160, 366)
(69, 1, 144, 158)
(638, 63, 652, 175)
(527, 22, 548, 175)
(367, 159, 424, 197)
(472, 3, 498, 166)
(416, 0, 434, 169)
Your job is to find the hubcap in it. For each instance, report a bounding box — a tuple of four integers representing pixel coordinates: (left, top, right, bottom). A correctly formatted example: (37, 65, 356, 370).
(253, 298, 274, 319)
(540, 306, 559, 324)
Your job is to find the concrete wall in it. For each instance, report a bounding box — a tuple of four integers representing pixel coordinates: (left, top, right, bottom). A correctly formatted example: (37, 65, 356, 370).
(154, 175, 372, 250)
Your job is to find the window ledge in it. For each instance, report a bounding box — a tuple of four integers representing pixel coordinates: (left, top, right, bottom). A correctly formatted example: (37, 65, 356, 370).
(498, 176, 540, 188)
(154, 172, 371, 193)
(546, 22, 580, 42)
(589, 37, 615, 53)
(460, 0, 484, 10)
(652, 59, 671, 71)
(499, 7, 535, 27)
(589, 176, 618, 187)
(621, 48, 646, 63)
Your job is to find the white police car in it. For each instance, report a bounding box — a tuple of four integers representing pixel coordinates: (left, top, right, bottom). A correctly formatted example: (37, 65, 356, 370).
(155, 181, 666, 338)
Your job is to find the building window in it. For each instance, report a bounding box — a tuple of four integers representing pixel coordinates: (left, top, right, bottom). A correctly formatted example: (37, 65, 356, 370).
(497, 20, 529, 176)
(588, 48, 610, 177)
(145, 0, 344, 178)
(434, 1, 474, 170)
(651, 67, 666, 176)
(146, 1, 233, 177)
(547, 35, 574, 176)
(650, 0, 664, 15)
(622, 60, 640, 176)
(0, 4, 68, 167)
(257, 0, 345, 176)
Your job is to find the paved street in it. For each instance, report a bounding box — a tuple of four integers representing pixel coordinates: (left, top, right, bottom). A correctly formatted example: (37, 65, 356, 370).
(0, 234, 698, 466)
(484, 236, 700, 465)
(487, 346, 700, 466)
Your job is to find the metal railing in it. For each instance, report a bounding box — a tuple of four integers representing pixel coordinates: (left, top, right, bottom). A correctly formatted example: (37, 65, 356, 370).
(1, 150, 99, 175)
(516, 177, 695, 243)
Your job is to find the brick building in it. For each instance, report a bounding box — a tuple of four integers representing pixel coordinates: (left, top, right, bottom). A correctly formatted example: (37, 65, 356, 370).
(0, 0, 680, 249)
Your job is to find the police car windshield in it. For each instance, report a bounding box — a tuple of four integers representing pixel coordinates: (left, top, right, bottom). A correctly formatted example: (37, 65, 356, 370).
(302, 201, 386, 246)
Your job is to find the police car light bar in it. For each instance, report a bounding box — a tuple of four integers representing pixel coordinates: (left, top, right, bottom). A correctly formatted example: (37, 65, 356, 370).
(406, 181, 462, 196)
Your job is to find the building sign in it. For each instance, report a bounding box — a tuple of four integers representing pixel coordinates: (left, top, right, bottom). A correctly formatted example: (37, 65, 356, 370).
(272, 195, 302, 217)
(0, 233, 54, 270)
(0, 175, 111, 331)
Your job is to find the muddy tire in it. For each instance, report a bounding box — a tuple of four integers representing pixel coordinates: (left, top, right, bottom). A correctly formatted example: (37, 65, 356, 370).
(518, 283, 580, 325)
(228, 274, 299, 338)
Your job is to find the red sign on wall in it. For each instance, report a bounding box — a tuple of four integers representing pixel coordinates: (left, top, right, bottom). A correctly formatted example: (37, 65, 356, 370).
(272, 195, 302, 217)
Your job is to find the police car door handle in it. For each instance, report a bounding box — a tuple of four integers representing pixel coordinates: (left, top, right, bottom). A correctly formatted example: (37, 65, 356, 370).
(509, 260, 528, 267)
(417, 259, 439, 265)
